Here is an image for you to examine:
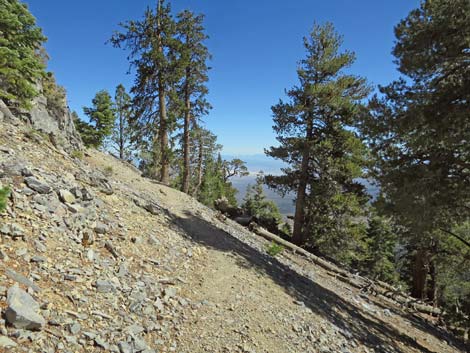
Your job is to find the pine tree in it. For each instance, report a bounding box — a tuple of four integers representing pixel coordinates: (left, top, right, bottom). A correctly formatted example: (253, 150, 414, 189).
(357, 212, 399, 283)
(110, 0, 180, 184)
(79, 90, 114, 148)
(223, 159, 249, 182)
(112, 84, 133, 160)
(191, 126, 220, 197)
(0, 0, 47, 108)
(242, 172, 283, 234)
(176, 10, 211, 194)
(360, 0, 470, 300)
(266, 23, 370, 250)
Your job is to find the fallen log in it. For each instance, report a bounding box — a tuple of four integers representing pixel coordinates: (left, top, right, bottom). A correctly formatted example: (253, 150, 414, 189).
(249, 223, 441, 316)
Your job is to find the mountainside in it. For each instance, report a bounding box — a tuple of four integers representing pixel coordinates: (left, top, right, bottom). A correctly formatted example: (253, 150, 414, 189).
(0, 115, 467, 352)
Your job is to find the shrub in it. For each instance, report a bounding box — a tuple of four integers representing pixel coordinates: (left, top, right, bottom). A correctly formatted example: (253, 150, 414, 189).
(70, 149, 84, 160)
(267, 242, 284, 257)
(103, 166, 113, 177)
(0, 186, 10, 212)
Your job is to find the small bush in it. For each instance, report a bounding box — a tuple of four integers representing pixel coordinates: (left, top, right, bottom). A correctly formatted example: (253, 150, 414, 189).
(0, 187, 11, 212)
(267, 242, 284, 257)
(70, 149, 84, 160)
(103, 166, 114, 177)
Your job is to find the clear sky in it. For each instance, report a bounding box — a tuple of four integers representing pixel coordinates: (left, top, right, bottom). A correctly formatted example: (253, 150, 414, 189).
(25, 0, 419, 155)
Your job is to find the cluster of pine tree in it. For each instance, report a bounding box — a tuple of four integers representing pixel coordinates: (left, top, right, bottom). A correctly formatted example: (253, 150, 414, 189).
(266, 0, 469, 330)
(72, 0, 246, 208)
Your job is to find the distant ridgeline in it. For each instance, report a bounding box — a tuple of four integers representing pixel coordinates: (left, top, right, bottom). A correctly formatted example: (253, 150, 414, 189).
(231, 173, 379, 216)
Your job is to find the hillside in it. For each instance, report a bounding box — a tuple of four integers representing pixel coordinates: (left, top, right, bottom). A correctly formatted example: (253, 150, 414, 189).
(0, 109, 467, 352)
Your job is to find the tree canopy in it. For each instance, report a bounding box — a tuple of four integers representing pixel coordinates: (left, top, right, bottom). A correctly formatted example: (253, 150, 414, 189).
(0, 0, 47, 108)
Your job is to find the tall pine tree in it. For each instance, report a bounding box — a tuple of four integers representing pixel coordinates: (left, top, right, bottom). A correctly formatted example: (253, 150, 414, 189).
(266, 23, 370, 252)
(360, 0, 470, 300)
(176, 10, 211, 194)
(110, 0, 179, 184)
(112, 84, 133, 160)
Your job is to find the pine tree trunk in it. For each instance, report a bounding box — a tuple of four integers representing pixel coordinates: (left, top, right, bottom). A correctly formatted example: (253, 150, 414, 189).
(193, 130, 203, 196)
(119, 110, 124, 160)
(156, 0, 170, 185)
(182, 67, 191, 194)
(292, 116, 313, 246)
(411, 248, 429, 300)
(427, 259, 437, 304)
(158, 83, 170, 185)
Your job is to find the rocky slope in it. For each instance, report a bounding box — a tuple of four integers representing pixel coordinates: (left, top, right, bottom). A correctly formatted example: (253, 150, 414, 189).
(0, 116, 467, 353)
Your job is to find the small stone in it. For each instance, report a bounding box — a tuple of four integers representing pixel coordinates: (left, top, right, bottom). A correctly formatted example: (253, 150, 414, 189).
(95, 279, 115, 293)
(0, 336, 17, 348)
(24, 177, 52, 194)
(1, 223, 25, 239)
(31, 255, 47, 263)
(133, 337, 149, 351)
(58, 189, 76, 204)
(144, 203, 161, 215)
(5, 285, 45, 330)
(95, 337, 109, 350)
(125, 324, 145, 336)
(94, 222, 108, 234)
(81, 188, 93, 201)
(86, 249, 95, 261)
(118, 341, 133, 353)
(164, 287, 177, 299)
(21, 168, 33, 177)
(67, 204, 85, 214)
(69, 322, 81, 335)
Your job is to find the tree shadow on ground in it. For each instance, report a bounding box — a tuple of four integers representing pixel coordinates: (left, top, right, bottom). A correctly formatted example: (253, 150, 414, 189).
(173, 210, 466, 353)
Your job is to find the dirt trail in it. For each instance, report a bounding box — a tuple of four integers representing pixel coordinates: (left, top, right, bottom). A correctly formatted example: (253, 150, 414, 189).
(85, 150, 466, 353)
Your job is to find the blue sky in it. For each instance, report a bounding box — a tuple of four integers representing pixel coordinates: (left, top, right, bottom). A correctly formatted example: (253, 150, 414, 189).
(25, 0, 419, 155)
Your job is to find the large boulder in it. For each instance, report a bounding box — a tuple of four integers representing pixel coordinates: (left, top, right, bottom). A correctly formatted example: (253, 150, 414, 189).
(5, 285, 46, 330)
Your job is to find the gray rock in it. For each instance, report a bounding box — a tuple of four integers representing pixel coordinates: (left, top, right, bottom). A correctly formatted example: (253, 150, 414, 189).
(81, 188, 94, 201)
(69, 322, 81, 335)
(31, 255, 47, 263)
(125, 324, 145, 336)
(133, 337, 149, 352)
(118, 341, 133, 353)
(4, 267, 41, 292)
(94, 337, 109, 350)
(24, 177, 52, 194)
(5, 285, 46, 330)
(94, 222, 108, 234)
(164, 287, 177, 300)
(58, 189, 76, 204)
(95, 279, 116, 293)
(67, 204, 85, 214)
(0, 223, 25, 239)
(0, 336, 17, 348)
(144, 203, 161, 215)
(70, 187, 83, 200)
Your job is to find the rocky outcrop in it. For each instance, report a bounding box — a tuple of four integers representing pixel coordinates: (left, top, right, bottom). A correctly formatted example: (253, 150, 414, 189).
(0, 92, 82, 153)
